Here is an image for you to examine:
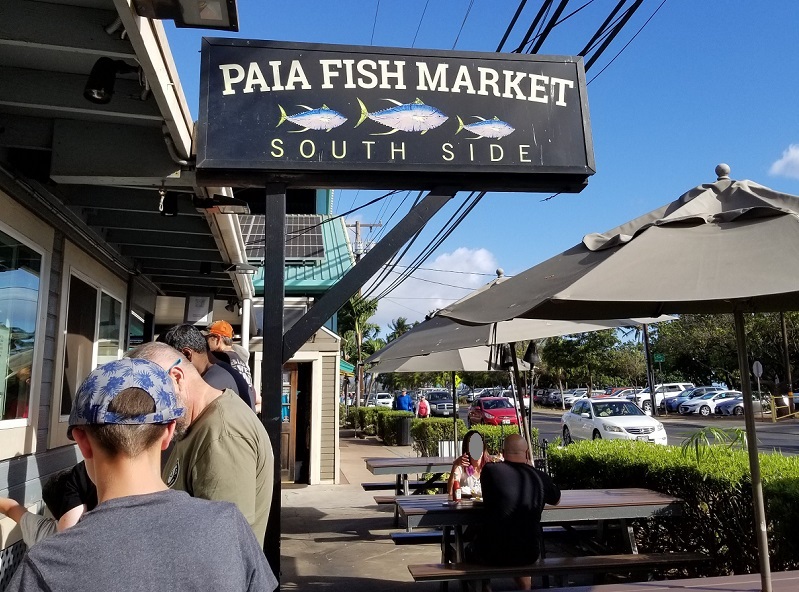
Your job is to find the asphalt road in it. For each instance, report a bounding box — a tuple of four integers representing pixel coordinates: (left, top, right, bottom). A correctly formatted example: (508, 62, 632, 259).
(459, 406, 799, 455)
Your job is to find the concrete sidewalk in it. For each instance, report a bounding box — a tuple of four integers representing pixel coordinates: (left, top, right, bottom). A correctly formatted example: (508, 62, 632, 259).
(280, 429, 442, 591)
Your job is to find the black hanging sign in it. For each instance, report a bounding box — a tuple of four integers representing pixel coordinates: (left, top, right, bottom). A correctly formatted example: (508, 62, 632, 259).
(196, 39, 595, 192)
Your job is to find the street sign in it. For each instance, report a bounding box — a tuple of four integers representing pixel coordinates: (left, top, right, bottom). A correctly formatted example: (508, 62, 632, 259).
(653, 353, 665, 363)
(752, 360, 763, 378)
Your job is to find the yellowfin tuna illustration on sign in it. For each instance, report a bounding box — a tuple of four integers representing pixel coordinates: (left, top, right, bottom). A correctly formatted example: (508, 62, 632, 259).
(277, 104, 347, 132)
(456, 116, 515, 139)
(356, 98, 448, 135)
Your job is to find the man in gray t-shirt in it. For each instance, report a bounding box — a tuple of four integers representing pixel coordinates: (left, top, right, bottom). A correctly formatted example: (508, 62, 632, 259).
(7, 356, 276, 592)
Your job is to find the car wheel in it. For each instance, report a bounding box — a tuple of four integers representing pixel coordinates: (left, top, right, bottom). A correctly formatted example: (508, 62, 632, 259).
(641, 400, 652, 413)
(700, 405, 711, 417)
(592, 430, 602, 440)
(562, 426, 572, 445)
(733, 406, 744, 416)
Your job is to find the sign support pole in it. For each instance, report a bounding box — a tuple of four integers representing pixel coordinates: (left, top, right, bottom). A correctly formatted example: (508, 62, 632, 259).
(261, 183, 286, 576)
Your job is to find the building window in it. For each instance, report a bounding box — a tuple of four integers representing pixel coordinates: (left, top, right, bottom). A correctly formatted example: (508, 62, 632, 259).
(50, 241, 125, 448)
(0, 230, 42, 422)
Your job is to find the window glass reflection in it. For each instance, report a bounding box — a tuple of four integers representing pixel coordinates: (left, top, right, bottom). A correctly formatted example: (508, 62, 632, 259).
(0, 231, 42, 421)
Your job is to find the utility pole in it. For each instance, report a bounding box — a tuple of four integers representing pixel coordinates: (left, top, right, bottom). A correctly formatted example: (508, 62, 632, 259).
(346, 220, 382, 408)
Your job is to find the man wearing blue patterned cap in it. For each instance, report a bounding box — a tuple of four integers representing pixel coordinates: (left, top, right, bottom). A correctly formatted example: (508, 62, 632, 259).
(6, 358, 277, 592)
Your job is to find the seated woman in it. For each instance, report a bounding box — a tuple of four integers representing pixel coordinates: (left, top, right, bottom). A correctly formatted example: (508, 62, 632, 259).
(447, 430, 488, 500)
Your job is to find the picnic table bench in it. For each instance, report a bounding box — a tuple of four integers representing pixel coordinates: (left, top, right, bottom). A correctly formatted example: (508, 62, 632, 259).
(362, 479, 447, 493)
(408, 552, 708, 586)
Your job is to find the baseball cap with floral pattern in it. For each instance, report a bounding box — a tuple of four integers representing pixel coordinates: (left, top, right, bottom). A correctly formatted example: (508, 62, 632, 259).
(68, 358, 184, 440)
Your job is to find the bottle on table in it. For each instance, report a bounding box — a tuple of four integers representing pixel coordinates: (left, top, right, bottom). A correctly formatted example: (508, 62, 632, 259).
(453, 480, 461, 502)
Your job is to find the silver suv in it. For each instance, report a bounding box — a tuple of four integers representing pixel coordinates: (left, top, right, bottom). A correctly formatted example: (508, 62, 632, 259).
(627, 383, 694, 413)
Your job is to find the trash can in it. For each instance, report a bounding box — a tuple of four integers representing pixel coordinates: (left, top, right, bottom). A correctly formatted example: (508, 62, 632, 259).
(397, 416, 413, 446)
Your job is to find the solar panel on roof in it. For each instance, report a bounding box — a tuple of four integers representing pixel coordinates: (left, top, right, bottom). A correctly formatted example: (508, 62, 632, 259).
(240, 214, 325, 263)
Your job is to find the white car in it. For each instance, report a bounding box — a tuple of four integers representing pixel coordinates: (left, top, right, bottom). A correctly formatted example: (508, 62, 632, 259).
(678, 390, 741, 416)
(366, 392, 394, 408)
(561, 398, 667, 445)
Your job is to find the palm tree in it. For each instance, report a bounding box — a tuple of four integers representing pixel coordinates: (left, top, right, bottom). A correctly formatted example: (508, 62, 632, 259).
(339, 295, 379, 407)
(386, 317, 411, 342)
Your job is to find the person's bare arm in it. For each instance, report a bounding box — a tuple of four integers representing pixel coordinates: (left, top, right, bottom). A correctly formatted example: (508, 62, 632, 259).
(56, 504, 86, 531)
(0, 498, 28, 524)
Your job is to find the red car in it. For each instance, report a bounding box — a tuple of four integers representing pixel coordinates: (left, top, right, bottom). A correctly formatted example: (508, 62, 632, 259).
(467, 397, 518, 427)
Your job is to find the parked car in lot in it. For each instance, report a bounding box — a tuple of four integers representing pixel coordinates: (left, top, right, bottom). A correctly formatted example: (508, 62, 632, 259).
(599, 387, 636, 399)
(628, 382, 694, 413)
(548, 390, 563, 406)
(426, 390, 455, 417)
(366, 392, 394, 408)
(664, 385, 724, 412)
(467, 397, 518, 427)
(715, 393, 771, 416)
(679, 390, 741, 416)
(561, 398, 667, 445)
(562, 389, 588, 408)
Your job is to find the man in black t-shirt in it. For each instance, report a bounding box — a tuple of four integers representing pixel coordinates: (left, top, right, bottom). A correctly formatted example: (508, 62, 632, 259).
(467, 434, 561, 590)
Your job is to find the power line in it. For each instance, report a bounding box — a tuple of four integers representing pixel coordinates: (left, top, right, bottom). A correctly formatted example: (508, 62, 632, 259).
(587, 0, 668, 83)
(451, 0, 475, 49)
(370, 0, 380, 45)
(367, 192, 485, 302)
(386, 264, 497, 276)
(411, 0, 431, 47)
(244, 189, 400, 246)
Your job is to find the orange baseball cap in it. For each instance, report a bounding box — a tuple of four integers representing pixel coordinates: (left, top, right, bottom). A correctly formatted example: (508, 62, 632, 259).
(207, 320, 234, 338)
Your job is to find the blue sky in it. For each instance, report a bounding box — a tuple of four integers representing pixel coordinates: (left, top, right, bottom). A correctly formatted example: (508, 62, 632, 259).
(165, 0, 799, 332)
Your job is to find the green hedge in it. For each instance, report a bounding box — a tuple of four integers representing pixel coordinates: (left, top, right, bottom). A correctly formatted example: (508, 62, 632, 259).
(410, 417, 468, 456)
(355, 407, 382, 435)
(467, 424, 539, 455)
(548, 440, 799, 575)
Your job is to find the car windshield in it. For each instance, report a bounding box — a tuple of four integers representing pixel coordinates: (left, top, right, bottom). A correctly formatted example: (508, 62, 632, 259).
(699, 393, 716, 400)
(483, 399, 513, 410)
(591, 401, 645, 417)
(427, 392, 450, 402)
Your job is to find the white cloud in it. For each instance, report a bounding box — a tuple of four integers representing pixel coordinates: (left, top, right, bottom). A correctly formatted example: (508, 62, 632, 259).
(769, 144, 799, 179)
(364, 247, 499, 335)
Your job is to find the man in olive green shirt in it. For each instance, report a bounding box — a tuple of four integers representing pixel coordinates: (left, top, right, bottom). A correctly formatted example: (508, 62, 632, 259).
(129, 342, 273, 544)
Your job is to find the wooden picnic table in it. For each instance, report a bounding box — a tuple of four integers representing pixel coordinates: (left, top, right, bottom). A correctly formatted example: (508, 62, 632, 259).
(397, 488, 684, 560)
(365, 456, 455, 495)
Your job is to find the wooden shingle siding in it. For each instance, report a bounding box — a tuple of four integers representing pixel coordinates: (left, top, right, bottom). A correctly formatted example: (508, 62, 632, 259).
(320, 356, 337, 481)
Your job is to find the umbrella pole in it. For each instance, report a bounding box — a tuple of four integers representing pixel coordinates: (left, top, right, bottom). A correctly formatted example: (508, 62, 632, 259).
(508, 342, 534, 455)
(452, 371, 458, 456)
(734, 311, 772, 592)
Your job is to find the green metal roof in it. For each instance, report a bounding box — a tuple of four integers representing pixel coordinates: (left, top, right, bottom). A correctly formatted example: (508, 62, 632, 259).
(252, 216, 354, 296)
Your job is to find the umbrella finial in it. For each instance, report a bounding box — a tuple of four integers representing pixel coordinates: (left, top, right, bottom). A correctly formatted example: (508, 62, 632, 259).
(496, 268, 505, 278)
(715, 163, 731, 180)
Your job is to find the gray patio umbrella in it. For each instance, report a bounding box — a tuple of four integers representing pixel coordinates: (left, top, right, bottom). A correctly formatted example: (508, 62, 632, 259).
(366, 313, 671, 363)
(368, 346, 530, 453)
(367, 344, 529, 374)
(439, 164, 794, 592)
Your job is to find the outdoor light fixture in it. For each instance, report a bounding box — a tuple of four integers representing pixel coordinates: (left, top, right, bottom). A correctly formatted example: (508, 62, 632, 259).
(194, 194, 250, 215)
(158, 189, 179, 217)
(500, 344, 514, 370)
(523, 341, 540, 366)
(224, 263, 259, 275)
(131, 0, 239, 31)
(84, 57, 138, 104)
